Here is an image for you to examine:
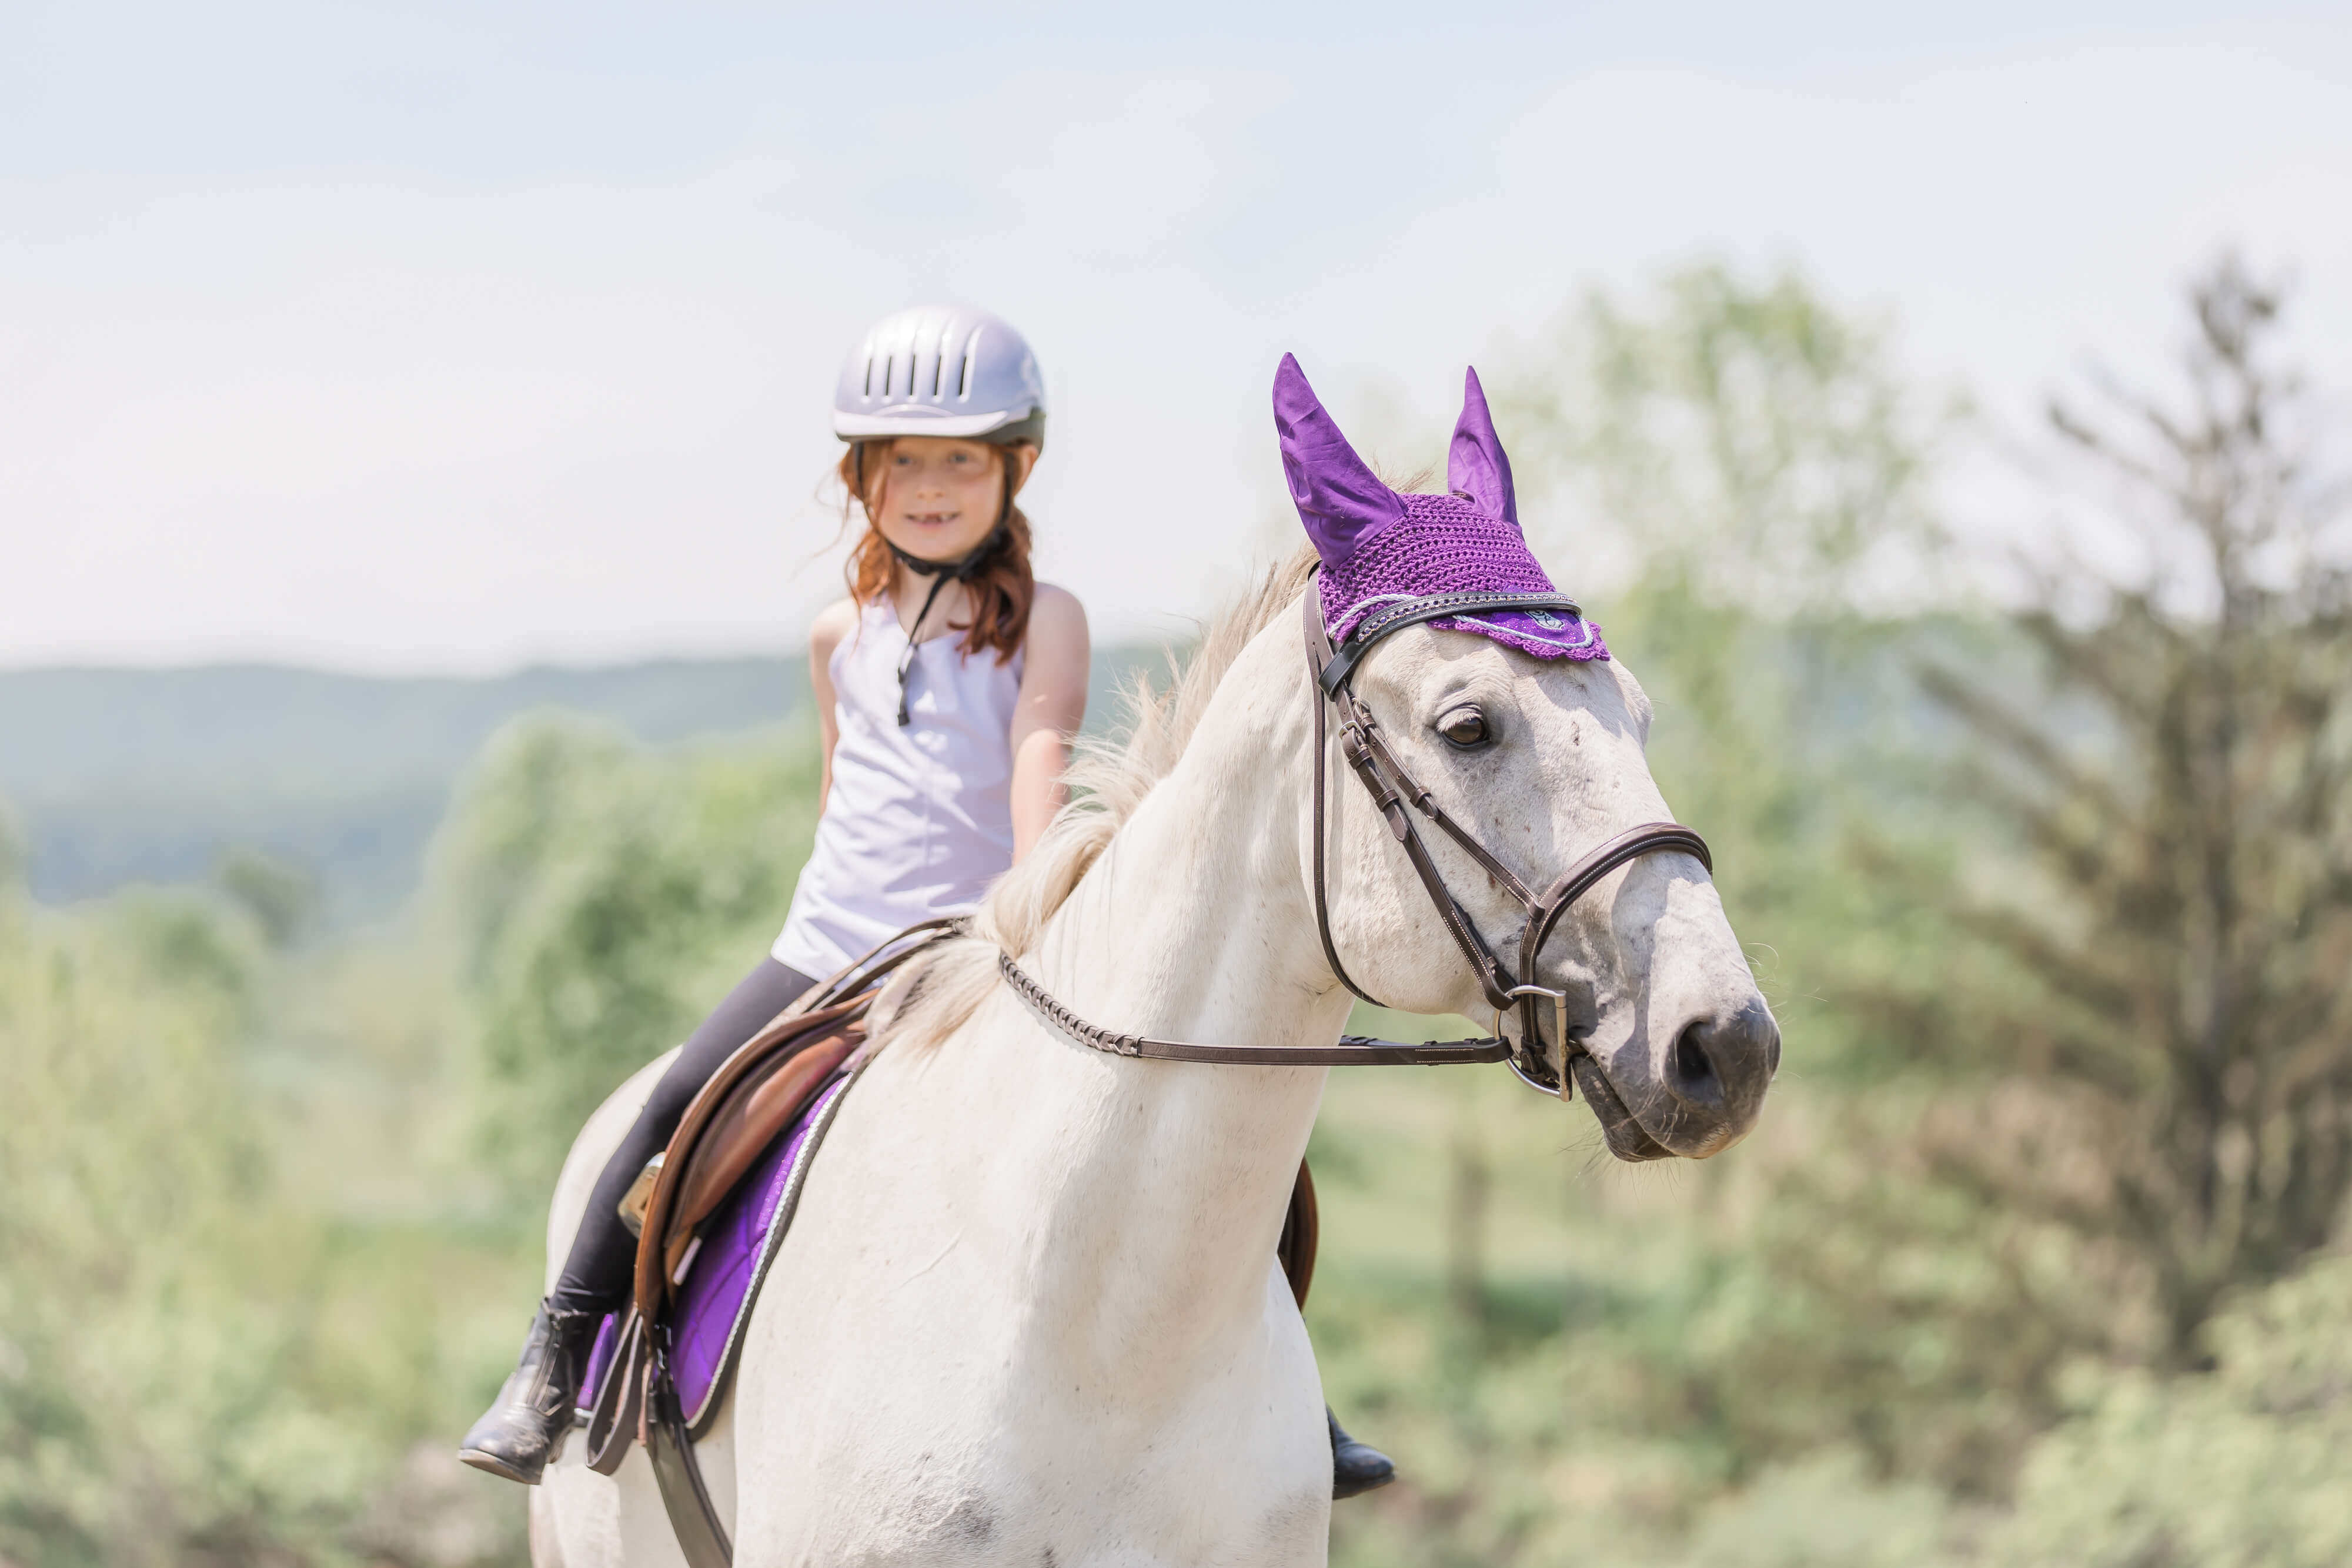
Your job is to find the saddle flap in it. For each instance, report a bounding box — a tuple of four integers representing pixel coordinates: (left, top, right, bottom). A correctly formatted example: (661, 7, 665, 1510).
(658, 1029, 860, 1281)
(634, 994, 875, 1321)
(608, 919, 966, 1562)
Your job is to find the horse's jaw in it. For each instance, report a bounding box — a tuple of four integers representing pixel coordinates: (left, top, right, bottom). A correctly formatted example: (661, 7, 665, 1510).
(1569, 1056, 1675, 1161)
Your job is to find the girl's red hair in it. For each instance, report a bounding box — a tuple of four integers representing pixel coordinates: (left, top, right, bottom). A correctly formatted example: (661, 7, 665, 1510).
(837, 440, 1035, 664)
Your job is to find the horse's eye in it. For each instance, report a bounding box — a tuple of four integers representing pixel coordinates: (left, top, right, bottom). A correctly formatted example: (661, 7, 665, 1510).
(1436, 706, 1489, 749)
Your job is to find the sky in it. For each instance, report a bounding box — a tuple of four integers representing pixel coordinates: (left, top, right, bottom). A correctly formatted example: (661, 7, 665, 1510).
(4, 0, 2348, 673)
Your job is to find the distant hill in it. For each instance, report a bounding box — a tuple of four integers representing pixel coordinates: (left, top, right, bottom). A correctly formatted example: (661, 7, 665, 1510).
(0, 649, 1168, 919)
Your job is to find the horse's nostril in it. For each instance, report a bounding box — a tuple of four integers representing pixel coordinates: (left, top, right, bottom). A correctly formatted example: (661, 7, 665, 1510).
(1673, 1022, 1716, 1093)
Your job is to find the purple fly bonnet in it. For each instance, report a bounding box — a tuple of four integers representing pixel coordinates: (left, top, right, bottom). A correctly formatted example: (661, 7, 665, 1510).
(1275, 353, 1606, 663)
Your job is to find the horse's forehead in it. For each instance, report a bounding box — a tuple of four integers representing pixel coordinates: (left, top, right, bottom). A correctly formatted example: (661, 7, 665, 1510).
(1370, 627, 1633, 721)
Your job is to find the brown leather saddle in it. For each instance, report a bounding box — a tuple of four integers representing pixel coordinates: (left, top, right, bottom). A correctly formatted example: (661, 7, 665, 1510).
(572, 921, 1321, 1567)
(570, 927, 930, 1564)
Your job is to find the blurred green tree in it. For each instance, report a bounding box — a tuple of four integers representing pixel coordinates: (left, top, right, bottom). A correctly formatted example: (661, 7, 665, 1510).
(213, 845, 320, 951)
(1501, 261, 1966, 1076)
(0, 837, 530, 1566)
(431, 713, 823, 1200)
(0, 875, 381, 1564)
(0, 802, 22, 891)
(1507, 259, 1957, 613)
(1890, 259, 2352, 1363)
(1984, 1252, 2352, 1567)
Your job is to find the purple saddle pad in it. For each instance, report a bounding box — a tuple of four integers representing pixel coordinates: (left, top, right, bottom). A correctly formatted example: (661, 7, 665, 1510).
(577, 1068, 858, 1432)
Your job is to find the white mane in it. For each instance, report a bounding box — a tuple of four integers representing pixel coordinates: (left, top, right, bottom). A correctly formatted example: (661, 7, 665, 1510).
(874, 547, 1320, 1051)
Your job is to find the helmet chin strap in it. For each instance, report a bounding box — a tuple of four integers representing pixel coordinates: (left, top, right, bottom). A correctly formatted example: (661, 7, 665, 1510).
(888, 478, 1016, 727)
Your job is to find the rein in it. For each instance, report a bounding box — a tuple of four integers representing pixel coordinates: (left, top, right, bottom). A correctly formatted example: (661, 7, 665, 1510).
(1001, 577, 1712, 1099)
(998, 950, 1509, 1066)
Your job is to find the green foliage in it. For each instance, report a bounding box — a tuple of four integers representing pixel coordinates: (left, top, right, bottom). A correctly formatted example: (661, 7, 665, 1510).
(0, 890, 382, 1564)
(0, 802, 23, 891)
(1867, 260, 2352, 1363)
(0, 821, 540, 1566)
(1505, 259, 1959, 611)
(215, 847, 322, 951)
(433, 714, 823, 1198)
(1311, 1048, 1964, 1568)
(1985, 1255, 2352, 1567)
(0, 715, 824, 1567)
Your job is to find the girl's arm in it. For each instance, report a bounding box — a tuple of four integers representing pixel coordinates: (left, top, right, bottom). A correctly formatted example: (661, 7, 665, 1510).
(808, 598, 858, 808)
(1008, 583, 1090, 862)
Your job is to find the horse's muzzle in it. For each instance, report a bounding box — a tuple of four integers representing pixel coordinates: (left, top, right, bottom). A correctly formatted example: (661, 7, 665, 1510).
(1581, 995, 1778, 1161)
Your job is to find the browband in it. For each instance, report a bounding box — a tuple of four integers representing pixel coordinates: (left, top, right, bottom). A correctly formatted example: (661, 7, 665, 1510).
(1315, 590, 1588, 695)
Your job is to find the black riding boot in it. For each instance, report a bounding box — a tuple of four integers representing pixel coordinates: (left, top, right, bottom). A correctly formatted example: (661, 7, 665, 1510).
(457, 1300, 604, 1485)
(1329, 1406, 1395, 1499)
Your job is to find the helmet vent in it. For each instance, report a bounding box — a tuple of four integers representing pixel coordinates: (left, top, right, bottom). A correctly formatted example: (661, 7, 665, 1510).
(831, 305, 1044, 447)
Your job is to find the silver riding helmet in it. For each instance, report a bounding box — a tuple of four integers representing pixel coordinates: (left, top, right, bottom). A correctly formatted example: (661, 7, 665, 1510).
(833, 304, 1047, 452)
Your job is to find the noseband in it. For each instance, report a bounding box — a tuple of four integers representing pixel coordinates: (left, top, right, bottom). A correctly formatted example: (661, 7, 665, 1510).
(1299, 581, 1710, 1095)
(997, 579, 1712, 1098)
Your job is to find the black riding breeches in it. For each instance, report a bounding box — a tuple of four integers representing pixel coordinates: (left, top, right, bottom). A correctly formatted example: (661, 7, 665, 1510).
(549, 956, 818, 1315)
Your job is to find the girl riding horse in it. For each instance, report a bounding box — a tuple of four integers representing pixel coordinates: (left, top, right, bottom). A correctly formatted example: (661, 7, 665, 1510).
(457, 305, 1394, 1500)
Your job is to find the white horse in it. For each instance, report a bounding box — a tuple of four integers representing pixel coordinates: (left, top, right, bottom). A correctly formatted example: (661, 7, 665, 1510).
(529, 549, 1776, 1567)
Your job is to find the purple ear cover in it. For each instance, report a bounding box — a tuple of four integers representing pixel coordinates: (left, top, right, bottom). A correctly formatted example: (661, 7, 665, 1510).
(1447, 367, 1517, 528)
(1273, 353, 1406, 571)
(1273, 352, 1612, 665)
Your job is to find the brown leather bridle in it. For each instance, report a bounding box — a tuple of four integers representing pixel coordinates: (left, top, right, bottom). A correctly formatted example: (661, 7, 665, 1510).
(1299, 579, 1712, 1097)
(997, 579, 1713, 1100)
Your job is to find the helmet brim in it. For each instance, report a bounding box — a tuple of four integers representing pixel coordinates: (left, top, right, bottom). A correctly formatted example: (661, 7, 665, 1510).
(836, 407, 1034, 439)
(835, 408, 1043, 453)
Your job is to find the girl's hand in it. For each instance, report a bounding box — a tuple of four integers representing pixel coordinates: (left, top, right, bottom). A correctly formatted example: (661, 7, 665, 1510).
(1009, 584, 1089, 861)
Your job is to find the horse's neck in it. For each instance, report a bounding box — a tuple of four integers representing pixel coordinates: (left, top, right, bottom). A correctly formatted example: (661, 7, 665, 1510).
(1014, 620, 1350, 1326)
(1037, 624, 1342, 1049)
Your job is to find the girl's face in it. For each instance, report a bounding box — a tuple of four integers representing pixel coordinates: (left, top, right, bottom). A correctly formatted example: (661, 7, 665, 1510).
(870, 437, 1032, 564)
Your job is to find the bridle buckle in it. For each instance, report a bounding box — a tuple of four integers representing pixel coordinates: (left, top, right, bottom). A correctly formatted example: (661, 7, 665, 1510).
(1495, 983, 1573, 1099)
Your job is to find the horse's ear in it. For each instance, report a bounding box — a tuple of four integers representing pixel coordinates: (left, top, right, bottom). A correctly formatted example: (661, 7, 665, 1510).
(1448, 366, 1518, 529)
(1274, 353, 1405, 570)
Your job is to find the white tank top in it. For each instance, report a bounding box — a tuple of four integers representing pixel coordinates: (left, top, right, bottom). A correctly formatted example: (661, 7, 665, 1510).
(771, 597, 1024, 978)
